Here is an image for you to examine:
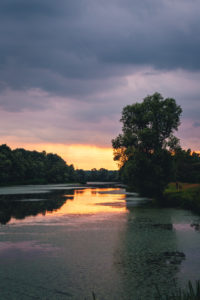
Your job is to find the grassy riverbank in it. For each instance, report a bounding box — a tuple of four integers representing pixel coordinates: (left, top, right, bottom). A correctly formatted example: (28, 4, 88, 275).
(158, 280, 200, 300)
(163, 183, 200, 213)
(88, 280, 200, 299)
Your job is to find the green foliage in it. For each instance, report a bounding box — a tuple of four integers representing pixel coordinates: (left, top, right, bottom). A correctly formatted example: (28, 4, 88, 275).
(164, 184, 200, 212)
(0, 144, 119, 185)
(112, 93, 182, 198)
(0, 144, 76, 185)
(76, 168, 119, 183)
(173, 149, 200, 183)
(122, 149, 173, 197)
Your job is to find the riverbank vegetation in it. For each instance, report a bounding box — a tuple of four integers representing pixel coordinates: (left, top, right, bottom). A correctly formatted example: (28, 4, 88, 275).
(86, 280, 200, 300)
(158, 280, 200, 300)
(76, 168, 119, 183)
(163, 183, 200, 213)
(112, 92, 200, 201)
(162, 149, 200, 212)
(0, 144, 118, 185)
(0, 144, 75, 185)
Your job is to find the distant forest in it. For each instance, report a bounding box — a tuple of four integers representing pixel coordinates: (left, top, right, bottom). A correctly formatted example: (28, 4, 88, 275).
(0, 144, 119, 185)
(172, 148, 200, 183)
(0, 144, 199, 187)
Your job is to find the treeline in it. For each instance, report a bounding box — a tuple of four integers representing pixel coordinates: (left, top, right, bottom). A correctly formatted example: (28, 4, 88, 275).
(0, 144, 75, 185)
(174, 148, 200, 183)
(76, 168, 119, 183)
(0, 144, 118, 185)
(119, 148, 200, 188)
(120, 148, 200, 185)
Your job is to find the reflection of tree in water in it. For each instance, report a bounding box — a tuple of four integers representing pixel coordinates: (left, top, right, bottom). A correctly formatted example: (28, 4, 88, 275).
(191, 222, 200, 232)
(75, 189, 85, 194)
(0, 189, 74, 225)
(114, 207, 185, 300)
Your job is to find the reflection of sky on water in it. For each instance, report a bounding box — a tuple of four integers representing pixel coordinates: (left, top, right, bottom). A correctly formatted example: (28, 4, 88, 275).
(46, 188, 126, 216)
(1, 186, 200, 299)
(0, 241, 58, 257)
(4, 187, 128, 226)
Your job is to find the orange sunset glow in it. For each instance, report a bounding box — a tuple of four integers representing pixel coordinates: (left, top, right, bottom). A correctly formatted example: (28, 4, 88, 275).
(46, 188, 126, 216)
(8, 143, 118, 170)
(7, 187, 127, 226)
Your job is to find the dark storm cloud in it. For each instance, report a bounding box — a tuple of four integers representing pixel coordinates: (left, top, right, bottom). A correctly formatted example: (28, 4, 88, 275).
(0, 0, 200, 102)
(0, 0, 200, 150)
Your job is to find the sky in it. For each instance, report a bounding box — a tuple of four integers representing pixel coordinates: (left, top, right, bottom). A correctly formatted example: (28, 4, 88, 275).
(0, 0, 200, 169)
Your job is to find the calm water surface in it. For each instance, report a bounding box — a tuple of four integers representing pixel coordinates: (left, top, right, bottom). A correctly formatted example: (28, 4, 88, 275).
(0, 184, 200, 299)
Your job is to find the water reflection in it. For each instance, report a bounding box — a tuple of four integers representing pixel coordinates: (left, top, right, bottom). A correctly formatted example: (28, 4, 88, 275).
(46, 188, 126, 217)
(115, 208, 186, 299)
(0, 190, 74, 225)
(0, 187, 127, 225)
(0, 186, 200, 299)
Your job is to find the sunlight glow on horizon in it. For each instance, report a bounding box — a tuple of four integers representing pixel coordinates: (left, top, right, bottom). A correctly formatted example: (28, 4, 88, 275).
(8, 142, 118, 170)
(3, 142, 199, 170)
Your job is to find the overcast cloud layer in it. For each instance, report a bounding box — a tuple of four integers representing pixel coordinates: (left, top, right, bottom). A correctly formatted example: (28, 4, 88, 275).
(0, 0, 200, 149)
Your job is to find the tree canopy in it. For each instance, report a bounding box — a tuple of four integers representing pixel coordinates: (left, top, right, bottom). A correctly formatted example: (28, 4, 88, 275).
(112, 92, 182, 198)
(0, 144, 75, 185)
(0, 144, 119, 185)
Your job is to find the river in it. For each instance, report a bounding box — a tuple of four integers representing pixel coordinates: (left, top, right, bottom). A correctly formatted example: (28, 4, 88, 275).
(0, 184, 200, 299)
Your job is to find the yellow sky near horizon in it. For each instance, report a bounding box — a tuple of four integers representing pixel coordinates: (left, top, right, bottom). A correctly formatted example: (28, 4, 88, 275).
(5, 142, 200, 170)
(8, 143, 118, 170)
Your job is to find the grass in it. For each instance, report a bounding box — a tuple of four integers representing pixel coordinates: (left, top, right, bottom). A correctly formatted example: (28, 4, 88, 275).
(157, 280, 200, 300)
(163, 182, 200, 213)
(85, 281, 200, 299)
(165, 183, 200, 193)
(84, 292, 97, 300)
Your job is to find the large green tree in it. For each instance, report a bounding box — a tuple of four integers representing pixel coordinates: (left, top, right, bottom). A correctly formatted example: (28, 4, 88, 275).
(112, 92, 182, 198)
